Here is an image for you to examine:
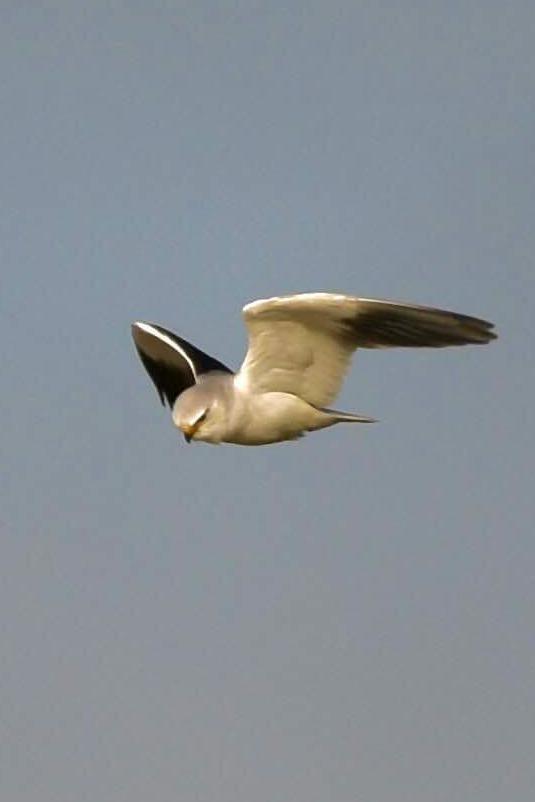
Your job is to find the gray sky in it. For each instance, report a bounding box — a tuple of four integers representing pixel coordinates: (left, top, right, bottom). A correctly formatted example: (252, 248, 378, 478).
(1, 3, 533, 801)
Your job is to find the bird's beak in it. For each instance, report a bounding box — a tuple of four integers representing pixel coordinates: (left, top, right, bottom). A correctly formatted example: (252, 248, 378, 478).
(180, 422, 198, 443)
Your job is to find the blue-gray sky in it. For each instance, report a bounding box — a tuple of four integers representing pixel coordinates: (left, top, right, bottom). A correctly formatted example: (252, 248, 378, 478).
(1, 3, 533, 801)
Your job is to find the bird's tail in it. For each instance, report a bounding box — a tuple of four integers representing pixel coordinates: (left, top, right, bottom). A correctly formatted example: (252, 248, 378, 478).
(319, 407, 377, 424)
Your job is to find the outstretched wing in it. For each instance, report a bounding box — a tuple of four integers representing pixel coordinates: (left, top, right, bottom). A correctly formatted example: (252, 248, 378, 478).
(238, 293, 496, 407)
(131, 321, 233, 408)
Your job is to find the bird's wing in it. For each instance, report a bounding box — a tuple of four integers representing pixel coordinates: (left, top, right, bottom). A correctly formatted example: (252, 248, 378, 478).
(131, 322, 233, 408)
(238, 293, 496, 407)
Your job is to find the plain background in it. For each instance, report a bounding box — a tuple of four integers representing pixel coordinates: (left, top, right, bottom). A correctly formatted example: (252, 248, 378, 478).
(1, 3, 533, 801)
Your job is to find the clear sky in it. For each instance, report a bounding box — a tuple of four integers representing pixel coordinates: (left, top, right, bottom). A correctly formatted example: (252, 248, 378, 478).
(1, 3, 533, 801)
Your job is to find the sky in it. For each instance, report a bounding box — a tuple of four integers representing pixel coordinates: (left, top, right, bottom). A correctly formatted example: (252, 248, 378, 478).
(1, 3, 533, 801)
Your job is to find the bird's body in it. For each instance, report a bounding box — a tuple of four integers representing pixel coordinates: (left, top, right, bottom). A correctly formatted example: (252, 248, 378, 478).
(175, 376, 347, 445)
(131, 292, 496, 447)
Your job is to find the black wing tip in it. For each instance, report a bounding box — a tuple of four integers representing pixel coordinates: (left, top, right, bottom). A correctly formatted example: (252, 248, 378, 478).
(131, 320, 159, 338)
(131, 320, 156, 345)
(457, 316, 498, 345)
(483, 319, 498, 340)
(351, 304, 498, 348)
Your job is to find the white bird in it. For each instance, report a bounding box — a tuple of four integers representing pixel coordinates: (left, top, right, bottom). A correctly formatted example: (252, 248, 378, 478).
(131, 292, 496, 446)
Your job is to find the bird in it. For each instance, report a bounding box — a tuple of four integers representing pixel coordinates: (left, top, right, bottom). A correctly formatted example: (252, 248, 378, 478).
(131, 292, 496, 446)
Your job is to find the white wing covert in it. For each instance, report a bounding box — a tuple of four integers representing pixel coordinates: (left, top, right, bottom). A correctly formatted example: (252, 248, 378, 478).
(239, 294, 361, 407)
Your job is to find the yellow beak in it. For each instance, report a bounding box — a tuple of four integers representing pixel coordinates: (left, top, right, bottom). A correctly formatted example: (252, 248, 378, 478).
(180, 422, 199, 443)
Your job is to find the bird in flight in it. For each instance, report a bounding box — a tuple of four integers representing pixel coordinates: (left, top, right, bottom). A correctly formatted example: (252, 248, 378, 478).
(131, 292, 496, 446)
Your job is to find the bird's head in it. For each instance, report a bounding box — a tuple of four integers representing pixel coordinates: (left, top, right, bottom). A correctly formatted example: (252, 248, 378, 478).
(172, 380, 228, 444)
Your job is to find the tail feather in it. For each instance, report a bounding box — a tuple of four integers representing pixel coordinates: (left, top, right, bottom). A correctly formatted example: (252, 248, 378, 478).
(320, 407, 377, 424)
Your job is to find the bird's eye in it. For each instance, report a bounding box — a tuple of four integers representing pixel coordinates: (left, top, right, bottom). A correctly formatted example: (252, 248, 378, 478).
(196, 410, 208, 425)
